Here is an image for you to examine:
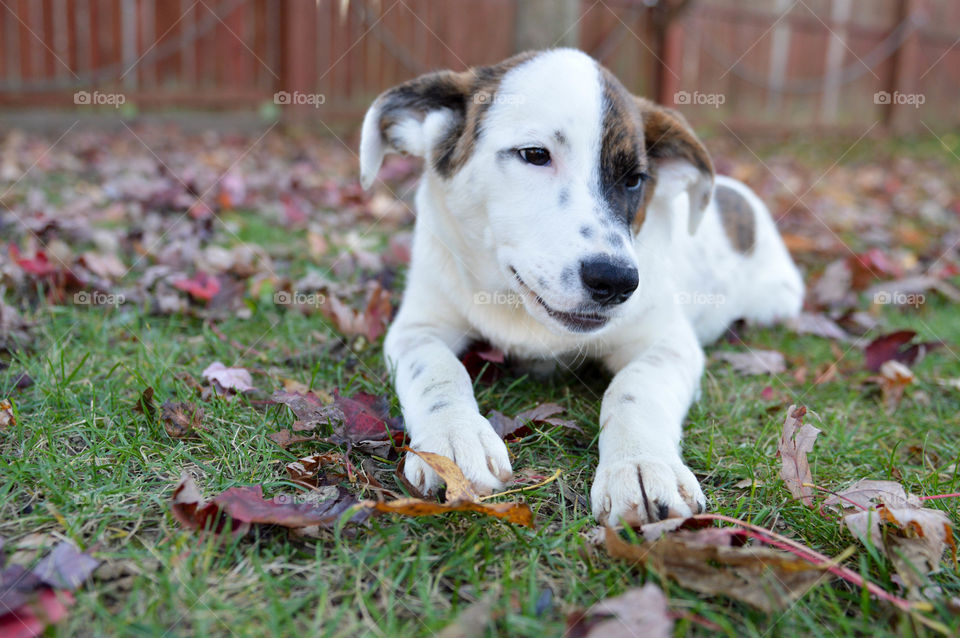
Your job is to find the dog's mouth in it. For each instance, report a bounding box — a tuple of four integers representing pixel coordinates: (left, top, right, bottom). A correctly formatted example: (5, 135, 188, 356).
(510, 268, 609, 333)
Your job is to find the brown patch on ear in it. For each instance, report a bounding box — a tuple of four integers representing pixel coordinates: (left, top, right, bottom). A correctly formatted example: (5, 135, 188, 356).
(631, 97, 714, 233)
(714, 183, 756, 254)
(376, 52, 537, 179)
(435, 51, 538, 177)
(635, 97, 713, 177)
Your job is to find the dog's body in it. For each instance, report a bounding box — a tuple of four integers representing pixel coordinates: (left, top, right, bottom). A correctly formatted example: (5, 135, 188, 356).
(359, 49, 803, 525)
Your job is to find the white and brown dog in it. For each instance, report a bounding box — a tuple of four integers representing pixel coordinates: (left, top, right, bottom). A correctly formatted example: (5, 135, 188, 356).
(359, 49, 803, 525)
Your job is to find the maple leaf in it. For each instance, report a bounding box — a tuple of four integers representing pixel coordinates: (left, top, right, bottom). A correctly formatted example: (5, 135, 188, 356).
(776, 405, 821, 507)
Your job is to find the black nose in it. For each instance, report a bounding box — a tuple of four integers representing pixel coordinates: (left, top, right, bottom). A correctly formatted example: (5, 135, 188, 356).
(579, 257, 639, 305)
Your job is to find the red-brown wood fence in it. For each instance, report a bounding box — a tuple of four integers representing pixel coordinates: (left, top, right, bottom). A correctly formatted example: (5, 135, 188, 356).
(0, 0, 957, 132)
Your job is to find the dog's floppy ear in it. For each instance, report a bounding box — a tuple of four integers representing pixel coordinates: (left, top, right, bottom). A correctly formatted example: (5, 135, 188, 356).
(636, 98, 714, 234)
(359, 70, 472, 189)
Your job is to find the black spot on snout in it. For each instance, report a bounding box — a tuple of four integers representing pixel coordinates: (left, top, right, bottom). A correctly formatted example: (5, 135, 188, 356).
(560, 266, 577, 288)
(579, 225, 594, 239)
(558, 188, 570, 207)
(606, 232, 625, 248)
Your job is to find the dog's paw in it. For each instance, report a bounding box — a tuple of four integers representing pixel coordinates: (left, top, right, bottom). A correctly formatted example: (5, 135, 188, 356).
(403, 414, 513, 496)
(591, 455, 706, 526)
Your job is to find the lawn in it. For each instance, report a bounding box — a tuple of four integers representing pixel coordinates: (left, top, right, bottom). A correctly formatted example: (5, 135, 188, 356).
(1, 124, 959, 637)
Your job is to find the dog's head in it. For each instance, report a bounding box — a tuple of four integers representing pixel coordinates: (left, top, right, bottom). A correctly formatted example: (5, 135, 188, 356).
(360, 49, 713, 334)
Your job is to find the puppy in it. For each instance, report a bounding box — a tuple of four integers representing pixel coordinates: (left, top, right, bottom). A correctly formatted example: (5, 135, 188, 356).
(358, 49, 803, 525)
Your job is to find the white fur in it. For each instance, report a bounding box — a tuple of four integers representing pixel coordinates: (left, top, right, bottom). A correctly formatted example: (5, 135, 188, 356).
(360, 49, 804, 523)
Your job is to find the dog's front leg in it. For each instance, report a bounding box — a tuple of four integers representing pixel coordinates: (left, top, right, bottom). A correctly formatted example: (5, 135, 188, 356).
(591, 322, 707, 525)
(385, 322, 512, 496)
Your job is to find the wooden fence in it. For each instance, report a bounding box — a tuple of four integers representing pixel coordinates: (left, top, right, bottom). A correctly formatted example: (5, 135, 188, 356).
(0, 0, 957, 132)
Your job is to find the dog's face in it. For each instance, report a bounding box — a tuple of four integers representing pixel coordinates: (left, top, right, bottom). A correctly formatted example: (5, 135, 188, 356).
(360, 49, 713, 334)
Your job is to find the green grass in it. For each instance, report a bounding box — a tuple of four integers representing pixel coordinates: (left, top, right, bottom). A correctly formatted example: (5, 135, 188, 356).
(3, 292, 959, 637)
(3, 131, 960, 637)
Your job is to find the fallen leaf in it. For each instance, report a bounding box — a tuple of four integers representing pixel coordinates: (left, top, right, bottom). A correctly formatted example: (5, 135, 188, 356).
(460, 342, 507, 383)
(0, 540, 98, 637)
(0, 299, 32, 354)
(713, 349, 786, 376)
(863, 331, 941, 372)
(134, 387, 157, 419)
(604, 527, 825, 612)
(31, 542, 100, 590)
(488, 402, 583, 439)
(776, 405, 821, 507)
(824, 479, 921, 510)
(201, 361, 254, 394)
(0, 399, 14, 429)
(842, 506, 954, 590)
(171, 472, 367, 535)
(319, 281, 392, 341)
(79, 252, 126, 280)
(826, 478, 955, 590)
(877, 360, 914, 412)
(160, 401, 204, 438)
(566, 583, 673, 638)
(285, 451, 349, 488)
(361, 449, 534, 527)
(173, 272, 221, 302)
(436, 594, 496, 638)
(786, 312, 850, 341)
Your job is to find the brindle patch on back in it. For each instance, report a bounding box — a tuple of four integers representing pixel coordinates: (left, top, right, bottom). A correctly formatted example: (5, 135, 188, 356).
(714, 183, 756, 254)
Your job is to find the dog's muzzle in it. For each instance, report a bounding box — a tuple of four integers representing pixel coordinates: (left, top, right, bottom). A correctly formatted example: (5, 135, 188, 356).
(579, 257, 639, 306)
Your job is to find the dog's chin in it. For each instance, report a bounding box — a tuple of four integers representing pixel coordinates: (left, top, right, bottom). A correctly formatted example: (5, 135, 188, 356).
(510, 268, 610, 334)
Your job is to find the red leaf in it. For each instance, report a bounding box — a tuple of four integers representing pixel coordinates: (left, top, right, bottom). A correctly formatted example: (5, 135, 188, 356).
(863, 330, 942, 372)
(171, 473, 367, 534)
(461, 342, 506, 383)
(331, 390, 404, 444)
(173, 273, 221, 302)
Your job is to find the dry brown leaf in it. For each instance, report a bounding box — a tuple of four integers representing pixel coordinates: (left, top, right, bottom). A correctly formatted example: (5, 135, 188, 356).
(827, 478, 955, 590)
(713, 349, 786, 376)
(824, 479, 921, 510)
(605, 528, 825, 612)
(361, 449, 534, 528)
(777, 405, 821, 507)
(160, 401, 204, 439)
(201, 361, 254, 394)
(0, 399, 15, 429)
(842, 506, 954, 590)
(566, 583, 673, 638)
(877, 359, 914, 412)
(172, 472, 367, 534)
(436, 594, 496, 638)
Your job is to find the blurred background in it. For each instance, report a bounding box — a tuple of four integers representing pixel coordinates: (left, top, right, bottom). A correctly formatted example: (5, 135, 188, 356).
(0, 0, 957, 133)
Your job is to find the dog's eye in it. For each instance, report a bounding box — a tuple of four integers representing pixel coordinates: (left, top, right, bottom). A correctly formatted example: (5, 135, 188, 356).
(623, 172, 648, 191)
(518, 147, 551, 166)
